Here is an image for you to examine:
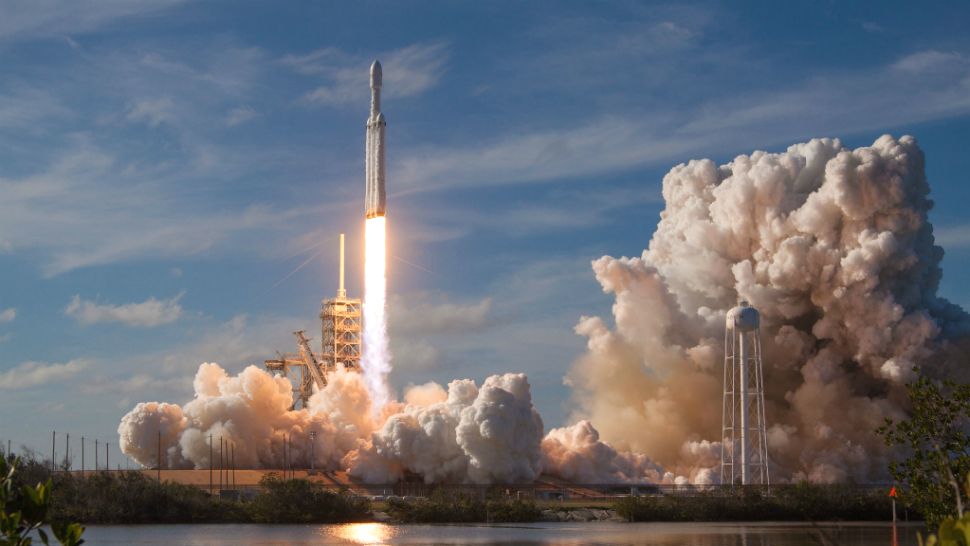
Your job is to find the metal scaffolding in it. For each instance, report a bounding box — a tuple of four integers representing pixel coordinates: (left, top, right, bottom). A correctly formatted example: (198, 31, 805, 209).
(320, 297, 361, 373)
(320, 233, 361, 373)
(263, 234, 361, 409)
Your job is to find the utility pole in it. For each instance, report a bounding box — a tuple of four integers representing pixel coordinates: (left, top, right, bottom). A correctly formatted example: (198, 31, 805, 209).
(66, 433, 70, 471)
(81, 437, 84, 474)
(309, 431, 316, 473)
(106, 442, 109, 472)
(231, 443, 235, 490)
(95, 440, 99, 472)
(208, 434, 213, 495)
(51, 431, 56, 472)
(157, 429, 161, 483)
(219, 436, 223, 492)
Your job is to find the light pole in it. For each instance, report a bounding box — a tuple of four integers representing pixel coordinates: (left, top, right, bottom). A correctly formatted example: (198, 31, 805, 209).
(309, 431, 316, 473)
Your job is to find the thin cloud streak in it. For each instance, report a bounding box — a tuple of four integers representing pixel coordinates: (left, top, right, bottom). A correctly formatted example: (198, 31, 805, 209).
(65, 293, 184, 327)
(285, 42, 449, 106)
(392, 49, 970, 195)
(0, 360, 88, 390)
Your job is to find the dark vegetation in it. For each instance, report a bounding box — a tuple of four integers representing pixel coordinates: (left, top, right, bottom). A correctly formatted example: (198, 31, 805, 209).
(385, 489, 541, 523)
(1, 456, 84, 546)
(247, 474, 370, 523)
(2, 452, 369, 525)
(613, 484, 894, 522)
(877, 371, 970, 526)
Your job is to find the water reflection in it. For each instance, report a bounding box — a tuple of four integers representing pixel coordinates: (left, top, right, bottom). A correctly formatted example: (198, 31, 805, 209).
(81, 521, 922, 545)
(327, 522, 398, 545)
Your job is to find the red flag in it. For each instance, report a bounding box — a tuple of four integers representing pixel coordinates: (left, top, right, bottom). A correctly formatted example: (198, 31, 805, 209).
(889, 486, 898, 498)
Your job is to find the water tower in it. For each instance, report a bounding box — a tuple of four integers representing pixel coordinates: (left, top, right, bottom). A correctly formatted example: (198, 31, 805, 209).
(721, 300, 770, 486)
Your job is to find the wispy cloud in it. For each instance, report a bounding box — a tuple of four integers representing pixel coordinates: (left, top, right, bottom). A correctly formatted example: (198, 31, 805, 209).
(126, 97, 176, 127)
(0, 86, 72, 131)
(0, 308, 15, 323)
(390, 294, 492, 336)
(387, 293, 493, 373)
(285, 42, 449, 105)
(393, 49, 970, 195)
(935, 224, 970, 249)
(0, 0, 186, 42)
(0, 360, 87, 390)
(65, 293, 184, 327)
(225, 106, 257, 127)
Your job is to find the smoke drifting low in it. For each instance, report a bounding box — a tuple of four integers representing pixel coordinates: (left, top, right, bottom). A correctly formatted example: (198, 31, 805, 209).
(119, 363, 665, 484)
(120, 135, 968, 484)
(569, 135, 970, 482)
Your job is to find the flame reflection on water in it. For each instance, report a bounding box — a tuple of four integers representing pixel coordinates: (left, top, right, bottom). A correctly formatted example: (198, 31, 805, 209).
(327, 522, 398, 545)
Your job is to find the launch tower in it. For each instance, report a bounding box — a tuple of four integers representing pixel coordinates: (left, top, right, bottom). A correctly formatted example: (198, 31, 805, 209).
(721, 301, 770, 486)
(320, 233, 362, 373)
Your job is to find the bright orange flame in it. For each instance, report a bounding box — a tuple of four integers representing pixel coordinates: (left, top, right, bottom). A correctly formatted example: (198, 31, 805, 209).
(363, 216, 390, 410)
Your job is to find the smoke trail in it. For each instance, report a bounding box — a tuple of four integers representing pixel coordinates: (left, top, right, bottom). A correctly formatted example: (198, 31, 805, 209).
(363, 216, 391, 410)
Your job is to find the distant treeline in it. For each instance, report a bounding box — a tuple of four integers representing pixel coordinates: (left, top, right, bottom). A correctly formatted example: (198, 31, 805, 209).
(614, 484, 899, 522)
(5, 451, 900, 524)
(6, 453, 369, 524)
(385, 490, 542, 523)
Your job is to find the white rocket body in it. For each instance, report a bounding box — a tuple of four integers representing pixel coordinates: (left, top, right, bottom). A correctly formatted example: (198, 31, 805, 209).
(365, 60, 386, 219)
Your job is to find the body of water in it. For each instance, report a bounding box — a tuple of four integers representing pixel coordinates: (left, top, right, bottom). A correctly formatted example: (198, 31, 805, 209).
(83, 521, 921, 545)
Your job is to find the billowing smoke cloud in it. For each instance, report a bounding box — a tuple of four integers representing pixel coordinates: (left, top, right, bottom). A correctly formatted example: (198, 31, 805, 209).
(121, 363, 661, 483)
(568, 135, 970, 482)
(119, 363, 376, 471)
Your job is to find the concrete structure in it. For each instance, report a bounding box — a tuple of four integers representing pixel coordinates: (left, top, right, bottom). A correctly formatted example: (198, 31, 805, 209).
(364, 60, 386, 219)
(721, 300, 770, 486)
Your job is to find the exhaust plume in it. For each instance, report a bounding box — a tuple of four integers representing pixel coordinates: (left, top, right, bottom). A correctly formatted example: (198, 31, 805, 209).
(364, 216, 391, 411)
(568, 135, 970, 482)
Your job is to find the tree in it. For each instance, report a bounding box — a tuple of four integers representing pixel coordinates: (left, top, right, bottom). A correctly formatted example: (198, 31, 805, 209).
(0, 456, 84, 546)
(877, 372, 970, 526)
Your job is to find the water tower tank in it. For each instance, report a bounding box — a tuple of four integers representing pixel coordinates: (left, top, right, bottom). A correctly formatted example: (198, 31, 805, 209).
(726, 301, 760, 332)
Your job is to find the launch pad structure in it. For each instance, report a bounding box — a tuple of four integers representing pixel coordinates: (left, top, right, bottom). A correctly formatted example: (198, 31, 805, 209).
(320, 233, 361, 374)
(264, 60, 382, 409)
(264, 234, 361, 409)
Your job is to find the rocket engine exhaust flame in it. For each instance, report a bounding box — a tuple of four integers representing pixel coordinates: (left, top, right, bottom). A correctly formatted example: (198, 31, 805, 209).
(363, 216, 391, 410)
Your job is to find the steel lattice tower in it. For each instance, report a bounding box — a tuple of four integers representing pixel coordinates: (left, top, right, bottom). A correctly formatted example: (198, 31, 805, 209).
(320, 233, 361, 373)
(721, 300, 770, 486)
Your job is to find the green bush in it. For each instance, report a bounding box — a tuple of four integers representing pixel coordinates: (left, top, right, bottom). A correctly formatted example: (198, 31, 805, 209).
(1, 456, 84, 546)
(4, 452, 367, 525)
(51, 471, 244, 524)
(386, 489, 540, 523)
(246, 474, 370, 523)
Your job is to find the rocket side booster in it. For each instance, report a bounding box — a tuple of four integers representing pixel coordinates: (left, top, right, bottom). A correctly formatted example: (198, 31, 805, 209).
(365, 60, 386, 219)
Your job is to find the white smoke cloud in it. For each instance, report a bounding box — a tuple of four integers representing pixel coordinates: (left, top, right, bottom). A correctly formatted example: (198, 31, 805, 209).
(567, 135, 970, 483)
(119, 363, 650, 484)
(541, 420, 664, 483)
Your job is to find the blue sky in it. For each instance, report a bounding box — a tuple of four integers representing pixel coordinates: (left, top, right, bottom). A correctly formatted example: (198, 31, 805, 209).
(2, 0, 970, 462)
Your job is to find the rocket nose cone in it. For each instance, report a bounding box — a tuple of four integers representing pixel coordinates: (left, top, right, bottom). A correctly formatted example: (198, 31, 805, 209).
(370, 60, 382, 88)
